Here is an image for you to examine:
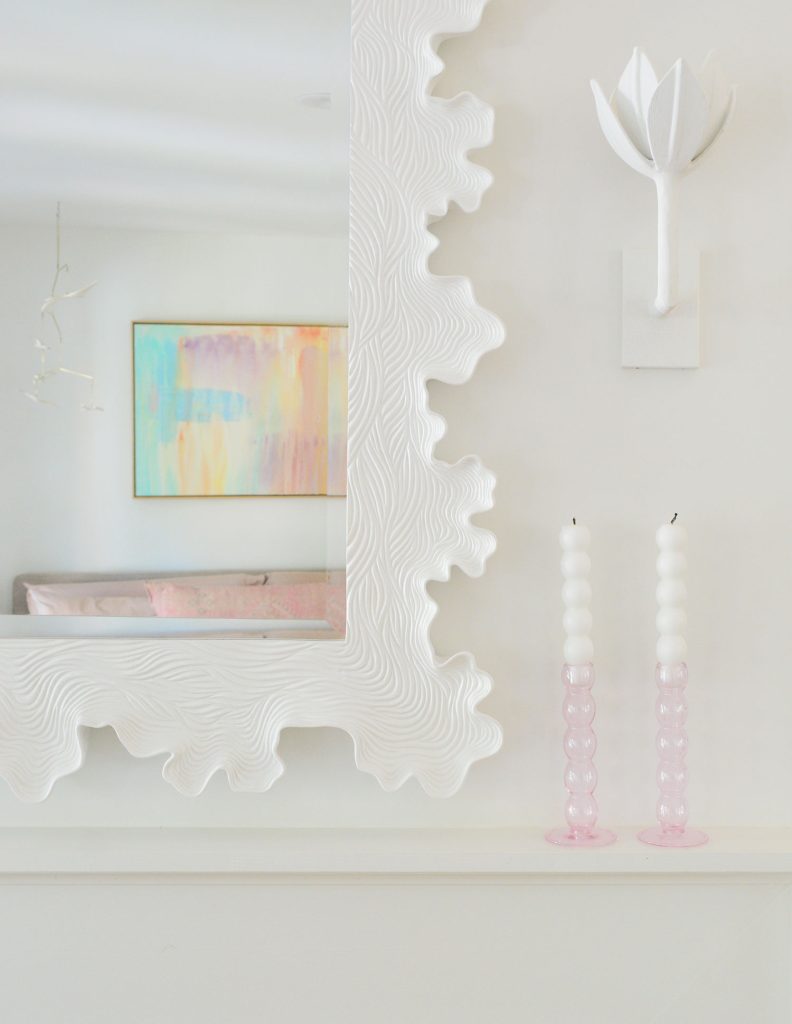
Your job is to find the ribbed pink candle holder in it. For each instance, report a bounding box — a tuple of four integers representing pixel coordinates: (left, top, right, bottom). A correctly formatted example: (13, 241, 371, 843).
(638, 662, 708, 848)
(546, 663, 616, 848)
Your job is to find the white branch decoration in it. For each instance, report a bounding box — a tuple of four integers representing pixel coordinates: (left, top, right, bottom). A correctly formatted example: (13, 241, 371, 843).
(591, 49, 736, 315)
(24, 203, 102, 411)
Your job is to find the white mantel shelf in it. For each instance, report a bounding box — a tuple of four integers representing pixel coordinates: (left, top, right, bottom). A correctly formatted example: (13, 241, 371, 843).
(1, 828, 792, 879)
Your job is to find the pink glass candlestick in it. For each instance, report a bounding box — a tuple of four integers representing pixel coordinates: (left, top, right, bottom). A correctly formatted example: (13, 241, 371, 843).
(638, 662, 708, 848)
(546, 663, 616, 848)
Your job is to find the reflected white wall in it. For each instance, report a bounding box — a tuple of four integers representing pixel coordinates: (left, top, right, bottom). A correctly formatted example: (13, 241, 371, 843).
(0, 224, 348, 614)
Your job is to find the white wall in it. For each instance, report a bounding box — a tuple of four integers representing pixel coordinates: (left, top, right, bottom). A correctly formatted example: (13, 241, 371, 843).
(0, 225, 348, 615)
(426, 0, 792, 833)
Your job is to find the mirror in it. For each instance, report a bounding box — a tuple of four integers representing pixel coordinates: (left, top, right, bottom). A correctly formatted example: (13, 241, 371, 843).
(0, 0, 349, 639)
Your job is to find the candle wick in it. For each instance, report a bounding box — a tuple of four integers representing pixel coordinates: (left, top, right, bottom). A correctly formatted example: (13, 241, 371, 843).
(572, 517, 576, 526)
(670, 513, 678, 525)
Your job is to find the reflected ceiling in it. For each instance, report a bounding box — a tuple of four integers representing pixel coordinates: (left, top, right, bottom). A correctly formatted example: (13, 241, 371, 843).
(0, 0, 349, 234)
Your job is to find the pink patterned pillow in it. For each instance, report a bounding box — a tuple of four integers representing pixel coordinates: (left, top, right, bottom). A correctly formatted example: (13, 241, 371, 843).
(146, 581, 345, 632)
(25, 573, 267, 616)
(26, 589, 154, 617)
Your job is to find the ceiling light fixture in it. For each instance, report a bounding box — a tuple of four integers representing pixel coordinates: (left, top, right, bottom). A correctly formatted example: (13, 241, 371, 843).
(298, 92, 332, 110)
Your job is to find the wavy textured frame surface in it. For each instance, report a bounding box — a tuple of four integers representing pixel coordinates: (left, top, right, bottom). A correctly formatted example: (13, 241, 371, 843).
(0, 0, 503, 802)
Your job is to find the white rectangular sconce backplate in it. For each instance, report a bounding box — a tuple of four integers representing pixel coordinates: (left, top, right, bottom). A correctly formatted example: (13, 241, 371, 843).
(622, 249, 700, 369)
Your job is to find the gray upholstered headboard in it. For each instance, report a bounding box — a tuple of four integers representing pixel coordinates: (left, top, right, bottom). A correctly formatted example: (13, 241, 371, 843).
(12, 571, 271, 615)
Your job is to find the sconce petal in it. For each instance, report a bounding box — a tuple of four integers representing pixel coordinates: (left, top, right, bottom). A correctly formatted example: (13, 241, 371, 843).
(614, 47, 658, 159)
(591, 79, 655, 178)
(697, 52, 738, 155)
(647, 59, 708, 172)
(693, 90, 737, 171)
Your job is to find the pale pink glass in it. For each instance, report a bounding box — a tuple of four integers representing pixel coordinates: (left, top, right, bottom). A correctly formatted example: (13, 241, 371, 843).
(637, 662, 708, 848)
(546, 663, 617, 847)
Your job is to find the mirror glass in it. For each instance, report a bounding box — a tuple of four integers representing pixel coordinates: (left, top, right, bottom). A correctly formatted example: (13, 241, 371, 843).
(0, 0, 349, 638)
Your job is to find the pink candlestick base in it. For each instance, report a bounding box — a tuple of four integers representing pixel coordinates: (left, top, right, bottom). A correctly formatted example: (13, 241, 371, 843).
(637, 826, 708, 848)
(637, 662, 708, 849)
(546, 663, 616, 849)
(546, 826, 617, 848)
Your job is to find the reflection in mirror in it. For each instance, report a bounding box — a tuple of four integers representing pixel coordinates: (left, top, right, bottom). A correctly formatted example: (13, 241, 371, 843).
(0, 0, 349, 638)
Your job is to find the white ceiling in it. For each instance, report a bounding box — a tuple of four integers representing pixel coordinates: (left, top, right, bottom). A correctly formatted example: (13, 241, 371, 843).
(0, 0, 349, 234)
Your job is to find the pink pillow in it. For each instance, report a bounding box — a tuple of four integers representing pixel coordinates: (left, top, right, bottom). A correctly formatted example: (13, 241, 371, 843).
(264, 570, 345, 586)
(24, 573, 267, 617)
(147, 581, 346, 632)
(26, 589, 154, 617)
(26, 579, 150, 605)
(159, 573, 268, 587)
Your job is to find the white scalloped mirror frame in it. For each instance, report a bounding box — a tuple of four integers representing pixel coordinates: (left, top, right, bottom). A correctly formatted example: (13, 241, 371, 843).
(0, 0, 503, 801)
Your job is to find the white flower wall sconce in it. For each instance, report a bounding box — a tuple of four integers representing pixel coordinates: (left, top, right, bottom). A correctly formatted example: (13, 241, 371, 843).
(591, 49, 736, 368)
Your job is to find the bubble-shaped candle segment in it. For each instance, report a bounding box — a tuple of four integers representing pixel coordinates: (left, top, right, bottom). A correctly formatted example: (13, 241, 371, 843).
(546, 523, 616, 848)
(639, 517, 708, 848)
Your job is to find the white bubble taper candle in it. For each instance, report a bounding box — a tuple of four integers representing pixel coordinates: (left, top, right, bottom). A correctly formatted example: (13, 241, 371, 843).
(560, 523, 594, 666)
(546, 520, 616, 848)
(656, 517, 688, 666)
(639, 514, 708, 848)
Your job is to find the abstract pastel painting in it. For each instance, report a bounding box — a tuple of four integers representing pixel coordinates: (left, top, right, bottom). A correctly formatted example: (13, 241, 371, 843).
(133, 323, 347, 497)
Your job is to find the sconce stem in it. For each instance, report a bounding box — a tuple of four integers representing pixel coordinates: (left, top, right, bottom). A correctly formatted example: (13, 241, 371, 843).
(654, 173, 678, 316)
